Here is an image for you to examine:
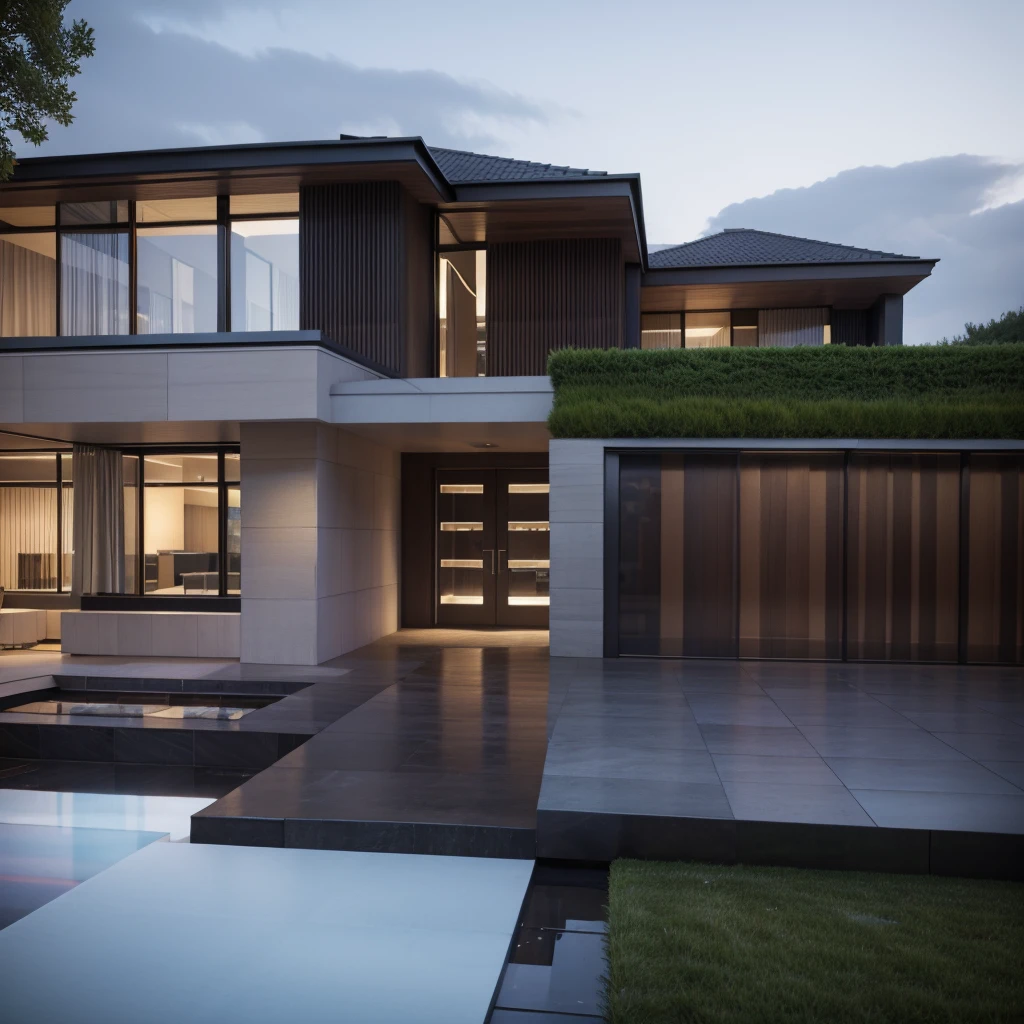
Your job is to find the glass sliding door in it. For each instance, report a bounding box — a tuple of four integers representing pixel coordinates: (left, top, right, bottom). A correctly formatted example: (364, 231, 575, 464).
(436, 470, 496, 625)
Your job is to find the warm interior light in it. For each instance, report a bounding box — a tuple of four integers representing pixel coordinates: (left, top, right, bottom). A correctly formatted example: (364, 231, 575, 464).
(508, 596, 550, 606)
(507, 559, 550, 569)
(440, 522, 483, 531)
(439, 484, 484, 494)
(440, 595, 484, 605)
(439, 559, 483, 568)
(230, 219, 298, 238)
(685, 327, 722, 338)
(507, 521, 549, 531)
(508, 484, 549, 494)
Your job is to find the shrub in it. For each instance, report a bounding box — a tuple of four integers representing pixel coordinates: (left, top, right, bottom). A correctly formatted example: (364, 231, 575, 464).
(547, 345, 1024, 440)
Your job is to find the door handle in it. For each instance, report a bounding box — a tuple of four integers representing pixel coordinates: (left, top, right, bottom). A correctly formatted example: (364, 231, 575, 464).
(482, 549, 495, 575)
(498, 549, 507, 573)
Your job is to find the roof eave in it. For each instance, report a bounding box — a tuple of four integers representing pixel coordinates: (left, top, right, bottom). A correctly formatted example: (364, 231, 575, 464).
(3, 136, 456, 204)
(643, 259, 938, 287)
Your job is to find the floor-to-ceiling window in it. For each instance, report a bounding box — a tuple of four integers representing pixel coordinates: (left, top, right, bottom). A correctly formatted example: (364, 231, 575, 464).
(438, 239, 486, 377)
(229, 194, 299, 332)
(0, 195, 300, 337)
(136, 198, 218, 334)
(614, 450, 1023, 664)
(0, 207, 57, 337)
(139, 451, 239, 596)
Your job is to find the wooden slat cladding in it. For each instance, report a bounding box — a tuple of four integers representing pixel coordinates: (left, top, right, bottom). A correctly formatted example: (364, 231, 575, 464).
(300, 182, 431, 375)
(847, 454, 960, 662)
(966, 454, 1024, 664)
(487, 239, 623, 376)
(738, 453, 844, 660)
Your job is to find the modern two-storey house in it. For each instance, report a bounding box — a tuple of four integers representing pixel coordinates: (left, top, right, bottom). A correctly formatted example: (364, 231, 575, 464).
(0, 136, 1019, 667)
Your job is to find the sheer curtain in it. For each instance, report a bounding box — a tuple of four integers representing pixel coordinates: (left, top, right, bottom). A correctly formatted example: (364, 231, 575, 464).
(0, 237, 56, 336)
(60, 233, 129, 335)
(71, 445, 125, 595)
(758, 307, 828, 347)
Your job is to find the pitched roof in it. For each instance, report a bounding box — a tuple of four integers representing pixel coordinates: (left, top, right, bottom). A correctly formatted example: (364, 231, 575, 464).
(427, 146, 607, 183)
(647, 228, 920, 269)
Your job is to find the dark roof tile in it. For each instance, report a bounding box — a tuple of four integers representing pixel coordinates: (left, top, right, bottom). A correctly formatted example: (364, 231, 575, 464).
(428, 146, 607, 183)
(647, 228, 919, 268)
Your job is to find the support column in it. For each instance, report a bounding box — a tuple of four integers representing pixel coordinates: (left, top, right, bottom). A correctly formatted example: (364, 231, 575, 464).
(870, 294, 904, 346)
(240, 422, 400, 665)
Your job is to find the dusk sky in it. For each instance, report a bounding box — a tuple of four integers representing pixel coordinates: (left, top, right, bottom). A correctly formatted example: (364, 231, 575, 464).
(23, 0, 1024, 344)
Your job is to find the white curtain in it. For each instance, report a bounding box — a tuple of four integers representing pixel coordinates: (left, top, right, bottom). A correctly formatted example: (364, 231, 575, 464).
(0, 237, 56, 336)
(758, 308, 828, 347)
(60, 233, 129, 336)
(71, 446, 125, 595)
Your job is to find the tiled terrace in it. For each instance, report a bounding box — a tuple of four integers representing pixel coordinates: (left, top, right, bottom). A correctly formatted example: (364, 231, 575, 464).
(540, 657, 1024, 877)
(3, 635, 1022, 877)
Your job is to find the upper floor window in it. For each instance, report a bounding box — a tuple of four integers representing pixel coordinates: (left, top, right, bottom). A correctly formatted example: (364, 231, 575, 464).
(438, 247, 486, 377)
(0, 194, 300, 338)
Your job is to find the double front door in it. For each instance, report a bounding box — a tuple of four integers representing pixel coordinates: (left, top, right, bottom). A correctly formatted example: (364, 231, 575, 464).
(436, 468, 549, 627)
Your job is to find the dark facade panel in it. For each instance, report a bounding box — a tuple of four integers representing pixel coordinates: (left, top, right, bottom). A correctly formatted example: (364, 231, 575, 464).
(831, 309, 869, 346)
(965, 454, 1023, 664)
(300, 182, 432, 375)
(486, 238, 623, 375)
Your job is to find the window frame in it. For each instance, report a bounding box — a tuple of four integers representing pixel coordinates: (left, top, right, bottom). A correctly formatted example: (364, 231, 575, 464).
(0, 195, 299, 338)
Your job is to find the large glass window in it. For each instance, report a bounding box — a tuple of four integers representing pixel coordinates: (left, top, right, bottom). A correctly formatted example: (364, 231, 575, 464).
(0, 233, 56, 336)
(140, 452, 238, 596)
(0, 195, 305, 337)
(0, 454, 60, 592)
(60, 232, 129, 335)
(685, 312, 731, 348)
(438, 248, 486, 377)
(640, 313, 681, 350)
(230, 219, 299, 331)
(137, 226, 218, 334)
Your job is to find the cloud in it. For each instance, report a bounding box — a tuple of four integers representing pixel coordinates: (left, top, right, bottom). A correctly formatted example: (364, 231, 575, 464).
(702, 155, 1024, 344)
(22, 1, 548, 157)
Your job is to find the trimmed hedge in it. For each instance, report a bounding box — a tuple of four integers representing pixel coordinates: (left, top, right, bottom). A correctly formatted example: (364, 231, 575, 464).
(547, 345, 1024, 440)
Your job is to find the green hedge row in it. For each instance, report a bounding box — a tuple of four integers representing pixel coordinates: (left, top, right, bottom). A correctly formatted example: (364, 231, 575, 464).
(547, 345, 1024, 440)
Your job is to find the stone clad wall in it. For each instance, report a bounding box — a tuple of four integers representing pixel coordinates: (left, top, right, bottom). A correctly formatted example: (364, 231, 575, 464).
(240, 422, 399, 665)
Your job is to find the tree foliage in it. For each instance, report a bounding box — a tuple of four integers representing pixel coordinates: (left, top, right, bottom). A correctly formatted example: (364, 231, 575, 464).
(943, 307, 1024, 346)
(0, 1, 94, 180)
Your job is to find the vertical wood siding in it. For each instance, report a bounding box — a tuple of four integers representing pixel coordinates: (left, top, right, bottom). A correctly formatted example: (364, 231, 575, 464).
(300, 182, 406, 373)
(487, 239, 623, 376)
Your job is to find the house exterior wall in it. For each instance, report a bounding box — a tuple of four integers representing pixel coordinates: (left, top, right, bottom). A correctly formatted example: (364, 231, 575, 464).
(240, 421, 399, 665)
(550, 438, 1024, 666)
(549, 439, 606, 657)
(486, 239, 624, 375)
(299, 182, 433, 376)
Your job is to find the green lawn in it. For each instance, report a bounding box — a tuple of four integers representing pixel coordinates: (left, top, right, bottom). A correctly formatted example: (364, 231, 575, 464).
(606, 860, 1024, 1024)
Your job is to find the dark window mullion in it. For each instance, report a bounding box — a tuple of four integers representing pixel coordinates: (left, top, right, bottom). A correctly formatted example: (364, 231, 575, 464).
(55, 453, 63, 594)
(218, 452, 228, 596)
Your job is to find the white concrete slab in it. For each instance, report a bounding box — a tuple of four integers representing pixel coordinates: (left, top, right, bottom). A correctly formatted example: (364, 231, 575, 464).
(0, 791, 214, 841)
(0, 842, 533, 1024)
